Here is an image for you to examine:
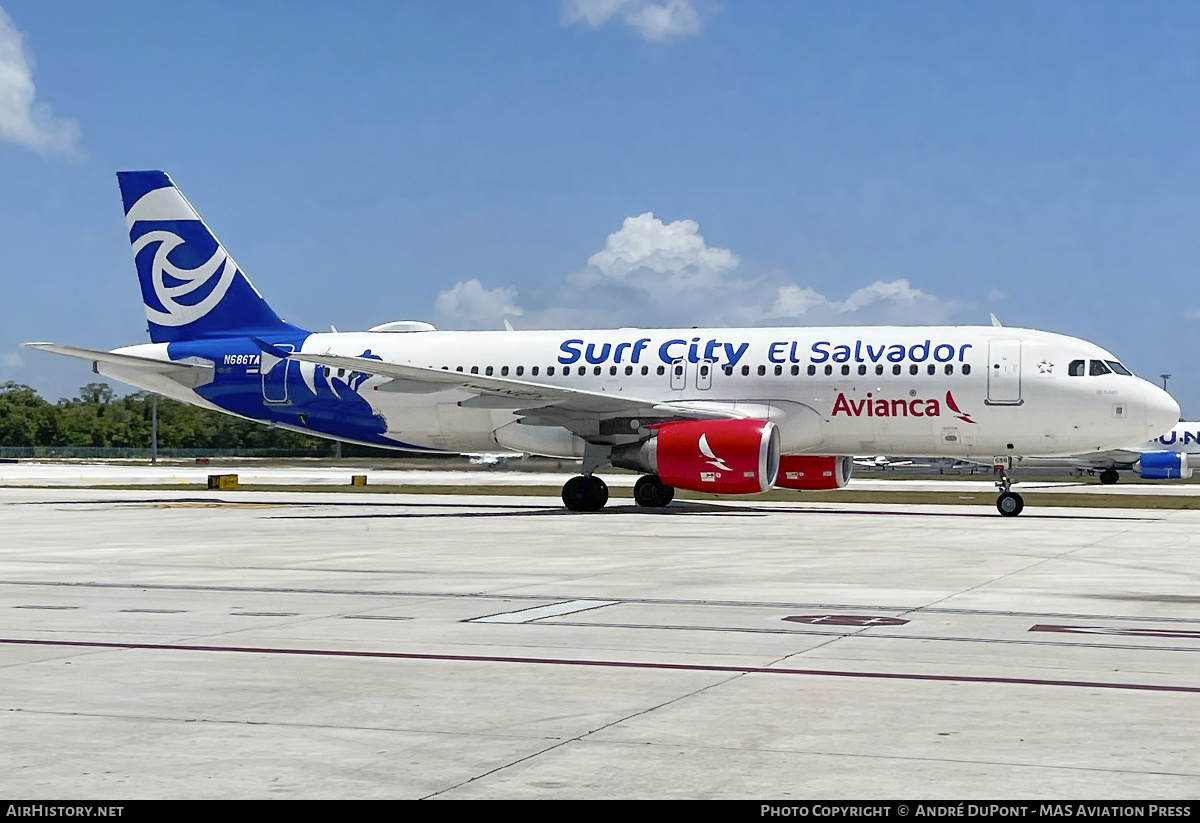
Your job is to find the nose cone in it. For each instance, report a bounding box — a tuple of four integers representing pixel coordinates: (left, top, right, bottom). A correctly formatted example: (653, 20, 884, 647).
(1144, 382, 1180, 438)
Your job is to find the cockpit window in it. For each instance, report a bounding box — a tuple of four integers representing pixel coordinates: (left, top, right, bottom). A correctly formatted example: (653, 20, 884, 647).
(1089, 360, 1112, 376)
(1069, 360, 1085, 376)
(1105, 360, 1132, 376)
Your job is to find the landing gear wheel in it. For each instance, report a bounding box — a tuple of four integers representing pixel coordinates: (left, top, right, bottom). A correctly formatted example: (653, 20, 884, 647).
(996, 491, 1024, 517)
(562, 475, 609, 512)
(634, 475, 675, 508)
(1099, 468, 1120, 485)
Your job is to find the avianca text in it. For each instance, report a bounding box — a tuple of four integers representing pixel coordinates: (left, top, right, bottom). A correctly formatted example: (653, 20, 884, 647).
(832, 392, 942, 418)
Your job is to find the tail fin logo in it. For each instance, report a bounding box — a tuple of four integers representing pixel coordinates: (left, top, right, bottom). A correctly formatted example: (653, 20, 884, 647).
(131, 229, 236, 327)
(125, 184, 237, 328)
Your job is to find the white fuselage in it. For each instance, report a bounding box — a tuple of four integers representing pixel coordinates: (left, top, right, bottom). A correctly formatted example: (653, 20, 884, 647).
(108, 324, 1179, 461)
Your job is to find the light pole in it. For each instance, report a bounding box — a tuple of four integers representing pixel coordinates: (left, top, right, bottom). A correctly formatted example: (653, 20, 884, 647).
(1161, 374, 1171, 391)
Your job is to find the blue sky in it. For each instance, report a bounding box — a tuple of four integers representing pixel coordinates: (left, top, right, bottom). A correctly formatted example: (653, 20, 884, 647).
(2, 1, 1199, 413)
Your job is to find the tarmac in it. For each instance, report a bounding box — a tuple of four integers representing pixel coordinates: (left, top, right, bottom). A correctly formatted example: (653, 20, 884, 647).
(2, 465, 1199, 798)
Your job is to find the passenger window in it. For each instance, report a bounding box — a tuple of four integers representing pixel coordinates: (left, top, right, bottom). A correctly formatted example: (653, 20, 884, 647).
(841, 365, 850, 376)
(893, 365, 901, 375)
(742, 365, 750, 376)
(456, 366, 463, 372)
(531, 366, 539, 376)
(1089, 360, 1112, 376)
(642, 366, 649, 375)
(594, 366, 602, 375)
(774, 365, 782, 376)
(757, 365, 766, 376)
(791, 365, 800, 376)
(944, 364, 954, 375)
(723, 365, 733, 375)
(807, 365, 816, 376)
(927, 364, 936, 375)
(500, 366, 508, 376)
(858, 365, 867, 376)
(658, 366, 666, 376)
(875, 364, 884, 376)
(547, 366, 555, 376)
(962, 364, 971, 375)
(824, 365, 833, 376)
(515, 366, 523, 376)
(626, 366, 633, 376)
(485, 366, 494, 376)
(470, 366, 479, 374)
(909, 364, 919, 375)
(1069, 360, 1085, 376)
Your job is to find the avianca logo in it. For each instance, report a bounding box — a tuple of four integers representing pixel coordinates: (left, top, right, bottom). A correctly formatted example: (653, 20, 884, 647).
(832, 390, 976, 423)
(698, 433, 732, 472)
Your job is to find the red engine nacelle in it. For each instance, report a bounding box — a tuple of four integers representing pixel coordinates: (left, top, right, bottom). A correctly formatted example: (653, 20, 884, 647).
(652, 418, 780, 494)
(774, 455, 853, 490)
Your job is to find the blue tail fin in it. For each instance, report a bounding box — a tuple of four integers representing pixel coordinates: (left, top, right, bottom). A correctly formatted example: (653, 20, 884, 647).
(118, 171, 305, 343)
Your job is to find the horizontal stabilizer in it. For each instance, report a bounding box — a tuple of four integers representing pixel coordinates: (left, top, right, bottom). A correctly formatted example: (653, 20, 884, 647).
(23, 343, 214, 389)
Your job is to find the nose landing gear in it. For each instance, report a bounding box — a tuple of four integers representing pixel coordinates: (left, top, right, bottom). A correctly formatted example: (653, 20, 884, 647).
(994, 457, 1024, 517)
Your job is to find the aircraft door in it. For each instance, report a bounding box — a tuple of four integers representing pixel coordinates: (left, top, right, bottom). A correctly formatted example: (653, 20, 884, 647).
(697, 360, 715, 391)
(261, 344, 296, 404)
(986, 339, 1022, 405)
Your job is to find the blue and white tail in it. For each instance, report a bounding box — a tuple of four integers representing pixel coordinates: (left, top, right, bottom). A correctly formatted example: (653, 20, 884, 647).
(118, 171, 304, 343)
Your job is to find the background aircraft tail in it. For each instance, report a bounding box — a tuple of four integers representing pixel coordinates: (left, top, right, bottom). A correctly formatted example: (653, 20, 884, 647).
(117, 171, 303, 343)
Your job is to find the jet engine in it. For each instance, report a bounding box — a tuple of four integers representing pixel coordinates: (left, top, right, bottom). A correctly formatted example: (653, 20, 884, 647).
(1136, 451, 1193, 480)
(774, 455, 854, 490)
(611, 418, 780, 494)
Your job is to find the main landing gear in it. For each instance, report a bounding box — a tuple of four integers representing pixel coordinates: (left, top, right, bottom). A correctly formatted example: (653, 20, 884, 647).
(1099, 468, 1120, 485)
(562, 442, 612, 512)
(560, 474, 678, 511)
(633, 474, 675, 508)
(561, 475, 609, 512)
(994, 457, 1024, 517)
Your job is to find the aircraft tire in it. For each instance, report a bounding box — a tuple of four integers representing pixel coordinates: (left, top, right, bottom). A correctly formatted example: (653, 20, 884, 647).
(996, 491, 1024, 517)
(634, 475, 675, 507)
(562, 475, 609, 512)
(1099, 468, 1120, 485)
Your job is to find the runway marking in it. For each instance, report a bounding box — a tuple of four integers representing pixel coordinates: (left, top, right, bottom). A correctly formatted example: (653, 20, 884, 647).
(2, 637, 1197, 694)
(473, 600, 620, 623)
(14, 605, 79, 610)
(343, 614, 412, 620)
(5, 579, 1200, 623)
(784, 615, 909, 627)
(1031, 624, 1200, 640)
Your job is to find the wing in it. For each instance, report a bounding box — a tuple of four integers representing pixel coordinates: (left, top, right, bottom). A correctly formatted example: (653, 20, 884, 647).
(278, 348, 739, 440)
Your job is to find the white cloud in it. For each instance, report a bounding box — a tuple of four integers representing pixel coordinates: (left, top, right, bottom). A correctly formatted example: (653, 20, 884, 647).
(765, 279, 958, 325)
(579, 211, 739, 290)
(434, 279, 524, 330)
(561, 0, 705, 42)
(0, 6, 80, 155)
(433, 212, 964, 331)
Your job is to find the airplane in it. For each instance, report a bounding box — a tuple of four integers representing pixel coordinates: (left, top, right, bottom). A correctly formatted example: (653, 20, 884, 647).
(1005, 421, 1199, 484)
(25, 171, 1181, 516)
